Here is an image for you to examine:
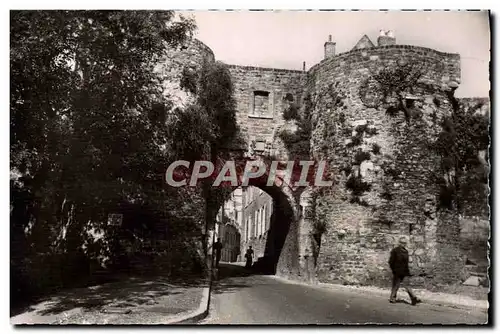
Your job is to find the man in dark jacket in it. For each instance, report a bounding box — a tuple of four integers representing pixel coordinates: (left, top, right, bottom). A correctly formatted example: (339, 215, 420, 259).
(245, 246, 254, 269)
(389, 237, 422, 305)
(213, 238, 223, 268)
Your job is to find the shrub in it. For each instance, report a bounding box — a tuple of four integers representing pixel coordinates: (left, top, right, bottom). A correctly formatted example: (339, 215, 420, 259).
(348, 135, 363, 147)
(365, 127, 379, 136)
(380, 190, 393, 201)
(282, 103, 299, 121)
(350, 196, 370, 207)
(354, 150, 371, 165)
(355, 124, 368, 134)
(372, 143, 382, 155)
(346, 175, 372, 196)
(433, 96, 441, 107)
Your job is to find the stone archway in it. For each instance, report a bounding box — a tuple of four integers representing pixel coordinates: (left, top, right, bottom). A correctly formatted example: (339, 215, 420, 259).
(209, 157, 305, 279)
(246, 181, 299, 277)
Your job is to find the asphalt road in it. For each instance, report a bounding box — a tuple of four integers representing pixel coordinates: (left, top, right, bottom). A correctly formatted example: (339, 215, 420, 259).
(200, 264, 488, 325)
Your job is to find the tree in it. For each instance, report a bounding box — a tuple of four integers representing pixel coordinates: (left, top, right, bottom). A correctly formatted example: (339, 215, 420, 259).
(172, 60, 240, 164)
(434, 88, 489, 214)
(10, 10, 196, 298)
(178, 60, 241, 256)
(367, 62, 428, 122)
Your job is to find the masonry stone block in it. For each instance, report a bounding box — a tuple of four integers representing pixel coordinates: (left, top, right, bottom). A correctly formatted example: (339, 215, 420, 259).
(186, 34, 486, 289)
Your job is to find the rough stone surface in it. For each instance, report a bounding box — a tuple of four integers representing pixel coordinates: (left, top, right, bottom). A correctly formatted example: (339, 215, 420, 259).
(226, 65, 307, 158)
(463, 276, 481, 287)
(301, 44, 470, 287)
(183, 37, 489, 288)
(156, 38, 215, 110)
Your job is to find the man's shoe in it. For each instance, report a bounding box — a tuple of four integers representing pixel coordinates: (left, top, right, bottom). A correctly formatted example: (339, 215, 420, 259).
(411, 298, 422, 306)
(389, 299, 397, 303)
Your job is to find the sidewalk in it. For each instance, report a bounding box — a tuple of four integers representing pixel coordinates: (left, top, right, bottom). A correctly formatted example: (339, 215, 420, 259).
(11, 275, 210, 325)
(272, 276, 489, 311)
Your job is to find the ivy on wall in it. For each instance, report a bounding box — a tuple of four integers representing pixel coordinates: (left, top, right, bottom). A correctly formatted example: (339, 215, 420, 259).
(359, 62, 433, 123)
(278, 94, 313, 160)
(432, 88, 489, 213)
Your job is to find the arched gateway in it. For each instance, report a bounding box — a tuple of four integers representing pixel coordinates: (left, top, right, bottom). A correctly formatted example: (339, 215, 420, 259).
(203, 154, 319, 280)
(170, 30, 487, 286)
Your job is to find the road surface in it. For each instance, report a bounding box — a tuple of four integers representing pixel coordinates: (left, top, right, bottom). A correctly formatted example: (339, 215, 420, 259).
(200, 264, 487, 325)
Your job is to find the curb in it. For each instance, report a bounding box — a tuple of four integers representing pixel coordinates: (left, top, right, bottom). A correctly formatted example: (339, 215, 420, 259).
(319, 283, 490, 312)
(168, 286, 211, 325)
(270, 275, 489, 312)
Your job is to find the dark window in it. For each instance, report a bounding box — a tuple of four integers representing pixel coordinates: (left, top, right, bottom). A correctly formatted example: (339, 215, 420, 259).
(253, 90, 270, 114)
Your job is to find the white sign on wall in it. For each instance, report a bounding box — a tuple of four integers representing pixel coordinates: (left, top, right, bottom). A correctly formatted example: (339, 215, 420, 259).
(107, 213, 123, 226)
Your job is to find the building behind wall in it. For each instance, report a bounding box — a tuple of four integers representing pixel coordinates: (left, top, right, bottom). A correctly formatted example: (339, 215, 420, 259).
(215, 189, 243, 263)
(188, 28, 488, 286)
(217, 186, 274, 263)
(241, 187, 274, 262)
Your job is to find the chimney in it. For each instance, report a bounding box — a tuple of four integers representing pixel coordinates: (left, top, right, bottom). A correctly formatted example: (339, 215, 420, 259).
(324, 35, 336, 59)
(377, 30, 396, 46)
(302, 61, 306, 71)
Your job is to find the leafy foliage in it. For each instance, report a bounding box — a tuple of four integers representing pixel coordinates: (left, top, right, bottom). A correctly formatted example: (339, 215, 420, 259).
(278, 101, 313, 160)
(11, 9, 195, 243)
(433, 89, 490, 213)
(282, 102, 300, 121)
(10, 10, 240, 303)
(370, 62, 427, 122)
(305, 193, 328, 267)
(345, 175, 372, 197)
(353, 150, 371, 165)
(371, 143, 382, 155)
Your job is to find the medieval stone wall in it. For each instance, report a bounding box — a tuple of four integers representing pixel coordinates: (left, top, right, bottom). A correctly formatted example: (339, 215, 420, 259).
(241, 187, 273, 260)
(222, 66, 308, 278)
(302, 45, 467, 287)
(156, 38, 216, 110)
(178, 37, 488, 288)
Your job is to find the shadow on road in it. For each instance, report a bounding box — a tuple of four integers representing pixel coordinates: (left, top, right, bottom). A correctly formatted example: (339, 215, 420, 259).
(17, 274, 208, 317)
(216, 263, 254, 279)
(212, 263, 254, 294)
(392, 299, 412, 305)
(38, 277, 182, 315)
(11, 272, 209, 318)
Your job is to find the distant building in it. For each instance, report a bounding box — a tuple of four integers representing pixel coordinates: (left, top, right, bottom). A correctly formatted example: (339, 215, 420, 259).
(215, 189, 243, 262)
(241, 187, 273, 262)
(216, 186, 274, 263)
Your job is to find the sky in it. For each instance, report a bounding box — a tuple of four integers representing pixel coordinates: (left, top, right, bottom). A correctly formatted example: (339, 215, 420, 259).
(183, 10, 490, 97)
